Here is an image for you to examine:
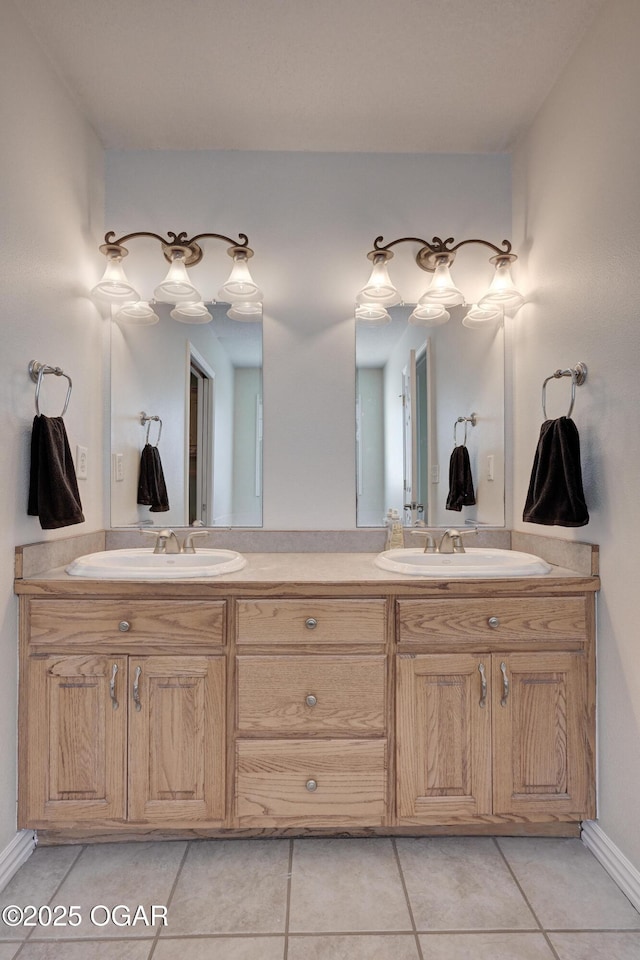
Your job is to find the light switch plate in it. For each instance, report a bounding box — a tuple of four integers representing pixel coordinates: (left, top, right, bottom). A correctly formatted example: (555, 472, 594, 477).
(76, 445, 88, 479)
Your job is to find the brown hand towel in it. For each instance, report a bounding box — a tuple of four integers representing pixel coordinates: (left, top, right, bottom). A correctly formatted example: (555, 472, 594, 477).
(446, 444, 476, 512)
(137, 443, 170, 512)
(27, 415, 85, 530)
(523, 416, 589, 527)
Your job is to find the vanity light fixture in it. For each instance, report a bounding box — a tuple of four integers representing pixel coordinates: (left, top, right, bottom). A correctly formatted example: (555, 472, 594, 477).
(92, 230, 263, 325)
(355, 235, 523, 327)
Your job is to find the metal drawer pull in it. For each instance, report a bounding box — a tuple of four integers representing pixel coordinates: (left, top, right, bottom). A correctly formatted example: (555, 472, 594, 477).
(305, 694, 318, 707)
(118, 621, 131, 633)
(305, 617, 318, 630)
(478, 663, 487, 708)
(133, 666, 142, 712)
(488, 616, 499, 629)
(109, 663, 119, 710)
(500, 661, 510, 707)
(305, 779, 318, 792)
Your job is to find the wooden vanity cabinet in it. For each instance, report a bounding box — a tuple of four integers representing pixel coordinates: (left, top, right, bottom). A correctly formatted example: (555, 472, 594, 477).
(395, 597, 595, 826)
(19, 600, 226, 829)
(17, 574, 597, 838)
(234, 598, 389, 827)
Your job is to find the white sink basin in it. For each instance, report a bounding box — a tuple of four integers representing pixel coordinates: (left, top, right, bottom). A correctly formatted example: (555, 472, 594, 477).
(66, 548, 247, 580)
(374, 547, 552, 578)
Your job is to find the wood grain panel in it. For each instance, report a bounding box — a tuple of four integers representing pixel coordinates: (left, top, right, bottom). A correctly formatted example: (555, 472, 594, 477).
(492, 652, 591, 817)
(236, 739, 386, 825)
(398, 597, 587, 644)
(28, 600, 225, 648)
(396, 655, 491, 822)
(128, 656, 225, 823)
(236, 655, 386, 735)
(24, 656, 127, 824)
(237, 599, 386, 645)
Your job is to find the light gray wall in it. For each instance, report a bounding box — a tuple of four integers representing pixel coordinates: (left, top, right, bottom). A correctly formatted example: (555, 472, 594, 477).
(512, 0, 640, 872)
(105, 151, 512, 529)
(0, 4, 104, 850)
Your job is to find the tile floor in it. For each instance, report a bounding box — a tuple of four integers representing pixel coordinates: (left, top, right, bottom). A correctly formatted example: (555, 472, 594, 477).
(0, 836, 639, 959)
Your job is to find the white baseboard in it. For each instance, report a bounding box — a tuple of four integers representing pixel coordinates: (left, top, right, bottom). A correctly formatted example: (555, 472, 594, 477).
(582, 820, 640, 913)
(0, 830, 36, 893)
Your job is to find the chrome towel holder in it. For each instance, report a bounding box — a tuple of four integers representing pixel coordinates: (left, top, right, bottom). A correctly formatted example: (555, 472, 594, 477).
(542, 362, 588, 419)
(28, 360, 73, 417)
(454, 413, 477, 446)
(140, 411, 163, 446)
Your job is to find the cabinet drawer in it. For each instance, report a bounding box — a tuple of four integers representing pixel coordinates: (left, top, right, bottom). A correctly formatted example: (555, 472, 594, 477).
(397, 597, 587, 644)
(28, 600, 225, 650)
(236, 739, 386, 825)
(236, 599, 386, 645)
(237, 655, 386, 735)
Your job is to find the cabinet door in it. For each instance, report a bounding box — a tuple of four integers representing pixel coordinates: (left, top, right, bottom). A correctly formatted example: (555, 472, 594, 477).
(492, 652, 593, 817)
(396, 654, 491, 822)
(128, 656, 225, 823)
(23, 655, 127, 824)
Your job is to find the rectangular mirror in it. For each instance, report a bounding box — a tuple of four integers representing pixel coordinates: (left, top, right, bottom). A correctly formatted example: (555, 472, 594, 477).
(356, 306, 504, 527)
(110, 304, 262, 527)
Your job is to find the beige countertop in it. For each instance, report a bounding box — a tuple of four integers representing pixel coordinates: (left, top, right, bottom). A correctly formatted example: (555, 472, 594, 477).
(15, 551, 600, 598)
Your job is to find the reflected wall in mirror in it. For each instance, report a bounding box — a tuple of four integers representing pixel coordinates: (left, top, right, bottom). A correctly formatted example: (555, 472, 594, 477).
(111, 304, 262, 527)
(356, 306, 504, 527)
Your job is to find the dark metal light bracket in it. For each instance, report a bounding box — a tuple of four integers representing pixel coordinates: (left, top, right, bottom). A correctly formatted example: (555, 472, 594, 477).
(100, 230, 252, 267)
(370, 234, 515, 272)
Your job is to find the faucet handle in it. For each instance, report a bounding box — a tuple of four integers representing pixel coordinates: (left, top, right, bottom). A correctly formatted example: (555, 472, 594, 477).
(410, 530, 437, 553)
(140, 529, 166, 554)
(181, 530, 208, 554)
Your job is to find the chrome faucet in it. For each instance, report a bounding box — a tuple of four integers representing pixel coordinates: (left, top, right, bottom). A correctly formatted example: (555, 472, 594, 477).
(438, 527, 478, 554)
(141, 528, 181, 554)
(156, 529, 181, 554)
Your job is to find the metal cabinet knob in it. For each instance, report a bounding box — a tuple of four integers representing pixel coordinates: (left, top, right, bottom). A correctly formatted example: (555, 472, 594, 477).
(305, 617, 318, 630)
(118, 621, 131, 633)
(305, 694, 318, 707)
(305, 779, 318, 792)
(488, 616, 499, 629)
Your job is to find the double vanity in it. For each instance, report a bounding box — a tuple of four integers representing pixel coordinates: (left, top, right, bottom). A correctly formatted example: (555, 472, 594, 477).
(14, 532, 599, 844)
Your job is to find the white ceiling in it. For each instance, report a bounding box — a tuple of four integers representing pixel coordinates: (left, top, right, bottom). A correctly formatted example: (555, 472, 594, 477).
(17, 0, 606, 153)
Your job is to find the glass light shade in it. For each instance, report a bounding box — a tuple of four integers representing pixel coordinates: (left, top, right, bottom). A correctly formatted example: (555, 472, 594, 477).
(356, 257, 402, 306)
(218, 253, 262, 301)
(226, 302, 263, 321)
(91, 256, 140, 303)
(170, 301, 212, 323)
(355, 303, 391, 325)
(417, 261, 465, 307)
(478, 260, 524, 313)
(154, 252, 201, 303)
(462, 303, 504, 329)
(114, 300, 159, 325)
(408, 303, 450, 327)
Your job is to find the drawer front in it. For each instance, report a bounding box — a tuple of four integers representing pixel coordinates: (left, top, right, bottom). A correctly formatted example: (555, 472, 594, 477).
(237, 655, 386, 735)
(398, 597, 587, 644)
(28, 600, 225, 649)
(236, 599, 386, 645)
(236, 739, 386, 825)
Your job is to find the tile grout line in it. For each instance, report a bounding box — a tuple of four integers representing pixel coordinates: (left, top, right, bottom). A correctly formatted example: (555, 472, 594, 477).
(11, 842, 86, 958)
(391, 838, 425, 960)
(493, 837, 562, 960)
(146, 839, 192, 960)
(282, 839, 294, 960)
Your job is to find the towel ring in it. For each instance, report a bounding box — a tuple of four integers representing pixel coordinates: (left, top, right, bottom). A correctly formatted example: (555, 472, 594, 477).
(29, 360, 72, 417)
(454, 413, 477, 446)
(541, 362, 587, 419)
(140, 411, 163, 446)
